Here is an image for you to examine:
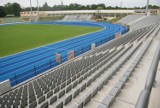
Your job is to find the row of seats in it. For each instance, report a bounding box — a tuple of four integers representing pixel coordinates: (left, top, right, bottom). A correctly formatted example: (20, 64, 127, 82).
(1, 17, 23, 23)
(118, 15, 144, 24)
(62, 15, 92, 21)
(118, 15, 160, 31)
(90, 25, 153, 55)
(98, 38, 153, 108)
(1, 45, 124, 107)
(130, 16, 160, 30)
(63, 27, 153, 108)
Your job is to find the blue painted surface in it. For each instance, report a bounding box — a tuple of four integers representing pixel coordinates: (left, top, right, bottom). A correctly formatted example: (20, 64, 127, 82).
(0, 21, 128, 86)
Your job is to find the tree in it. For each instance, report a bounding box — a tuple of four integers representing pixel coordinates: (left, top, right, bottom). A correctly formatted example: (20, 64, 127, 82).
(23, 7, 31, 11)
(68, 3, 81, 10)
(86, 5, 91, 10)
(12, 3, 22, 16)
(141, 5, 160, 9)
(4, 2, 21, 16)
(91, 4, 97, 9)
(5, 3, 13, 15)
(115, 6, 119, 9)
(21, 3, 160, 12)
(97, 4, 106, 9)
(79, 5, 86, 10)
(0, 6, 6, 17)
(42, 2, 51, 11)
(106, 6, 114, 9)
(52, 5, 65, 11)
(149, 5, 160, 9)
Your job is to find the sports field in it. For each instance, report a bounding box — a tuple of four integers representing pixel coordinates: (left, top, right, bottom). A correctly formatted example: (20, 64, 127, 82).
(0, 24, 101, 57)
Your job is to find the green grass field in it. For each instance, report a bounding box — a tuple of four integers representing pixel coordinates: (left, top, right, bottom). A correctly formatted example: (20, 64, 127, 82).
(0, 24, 101, 57)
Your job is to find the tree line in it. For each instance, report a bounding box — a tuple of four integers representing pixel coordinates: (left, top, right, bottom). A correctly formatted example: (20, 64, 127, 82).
(0, 2, 159, 17)
(0, 3, 22, 17)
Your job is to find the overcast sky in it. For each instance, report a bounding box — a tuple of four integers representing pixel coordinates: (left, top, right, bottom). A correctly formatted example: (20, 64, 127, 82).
(0, 0, 159, 8)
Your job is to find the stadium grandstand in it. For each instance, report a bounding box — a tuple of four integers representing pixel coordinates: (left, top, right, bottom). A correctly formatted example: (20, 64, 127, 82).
(0, 1, 160, 108)
(0, 9, 159, 23)
(20, 9, 160, 22)
(0, 17, 24, 24)
(0, 14, 160, 108)
(20, 10, 135, 22)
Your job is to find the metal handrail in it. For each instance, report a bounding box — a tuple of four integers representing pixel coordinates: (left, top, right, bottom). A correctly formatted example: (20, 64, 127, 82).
(136, 42, 160, 108)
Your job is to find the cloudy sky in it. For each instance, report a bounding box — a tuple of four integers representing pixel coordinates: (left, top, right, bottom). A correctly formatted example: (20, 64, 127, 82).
(0, 0, 159, 8)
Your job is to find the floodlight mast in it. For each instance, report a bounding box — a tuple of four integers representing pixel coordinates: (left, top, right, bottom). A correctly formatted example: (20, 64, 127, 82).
(146, 0, 150, 15)
(37, 0, 39, 20)
(120, 0, 122, 8)
(30, 0, 33, 21)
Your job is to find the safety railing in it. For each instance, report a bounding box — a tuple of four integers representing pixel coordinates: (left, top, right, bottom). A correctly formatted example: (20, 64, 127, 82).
(136, 42, 160, 108)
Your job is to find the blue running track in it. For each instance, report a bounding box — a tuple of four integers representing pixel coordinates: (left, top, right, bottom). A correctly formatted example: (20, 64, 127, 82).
(0, 21, 128, 86)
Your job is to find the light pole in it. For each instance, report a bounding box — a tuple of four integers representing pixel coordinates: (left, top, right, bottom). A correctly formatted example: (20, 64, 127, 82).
(146, 0, 150, 15)
(37, 0, 39, 21)
(30, 0, 33, 21)
(120, 0, 122, 8)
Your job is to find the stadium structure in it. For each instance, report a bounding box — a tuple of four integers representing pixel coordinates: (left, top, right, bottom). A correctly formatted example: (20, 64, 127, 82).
(20, 10, 134, 21)
(0, 4, 160, 108)
(20, 9, 160, 22)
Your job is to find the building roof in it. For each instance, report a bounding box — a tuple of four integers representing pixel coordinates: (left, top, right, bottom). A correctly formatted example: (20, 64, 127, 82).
(21, 10, 135, 14)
